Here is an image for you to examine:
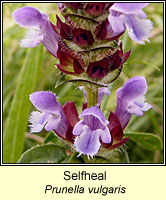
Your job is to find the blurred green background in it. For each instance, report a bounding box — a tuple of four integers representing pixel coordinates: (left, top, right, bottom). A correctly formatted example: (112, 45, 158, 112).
(3, 3, 163, 163)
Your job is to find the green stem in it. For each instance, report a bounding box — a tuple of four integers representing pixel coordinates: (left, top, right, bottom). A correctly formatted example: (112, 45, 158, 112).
(124, 148, 130, 163)
(68, 152, 79, 163)
(85, 86, 98, 107)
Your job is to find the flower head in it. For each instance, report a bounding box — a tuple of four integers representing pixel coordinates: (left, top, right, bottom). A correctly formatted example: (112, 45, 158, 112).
(108, 3, 153, 44)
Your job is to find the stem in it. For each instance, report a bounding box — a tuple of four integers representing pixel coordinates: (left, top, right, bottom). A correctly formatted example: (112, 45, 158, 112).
(153, 150, 161, 163)
(93, 88, 98, 106)
(124, 149, 130, 163)
(68, 152, 79, 163)
(85, 86, 98, 107)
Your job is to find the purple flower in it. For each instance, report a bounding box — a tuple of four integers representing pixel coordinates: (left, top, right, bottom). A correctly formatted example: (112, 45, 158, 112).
(12, 7, 58, 57)
(29, 91, 68, 137)
(108, 3, 153, 44)
(73, 106, 111, 158)
(115, 76, 152, 129)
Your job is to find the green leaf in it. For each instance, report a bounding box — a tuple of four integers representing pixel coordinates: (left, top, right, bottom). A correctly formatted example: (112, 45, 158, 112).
(97, 147, 130, 163)
(125, 132, 162, 151)
(83, 156, 111, 163)
(128, 60, 160, 71)
(68, 152, 84, 163)
(3, 46, 43, 163)
(43, 132, 59, 144)
(18, 144, 67, 163)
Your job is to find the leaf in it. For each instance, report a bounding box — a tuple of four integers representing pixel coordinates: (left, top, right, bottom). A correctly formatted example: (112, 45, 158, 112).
(18, 144, 67, 163)
(3, 46, 43, 163)
(97, 147, 129, 163)
(128, 60, 160, 71)
(125, 132, 162, 151)
(83, 156, 111, 163)
(68, 152, 84, 163)
(43, 132, 59, 144)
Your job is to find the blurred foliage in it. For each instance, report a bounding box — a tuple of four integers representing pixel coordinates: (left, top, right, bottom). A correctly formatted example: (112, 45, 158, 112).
(3, 3, 163, 163)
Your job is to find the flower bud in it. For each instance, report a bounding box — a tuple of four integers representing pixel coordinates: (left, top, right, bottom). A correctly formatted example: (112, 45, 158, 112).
(72, 28, 94, 47)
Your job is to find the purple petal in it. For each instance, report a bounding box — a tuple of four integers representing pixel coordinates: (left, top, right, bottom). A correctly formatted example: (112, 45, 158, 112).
(20, 29, 44, 47)
(73, 121, 89, 136)
(80, 106, 109, 126)
(115, 76, 151, 128)
(73, 107, 112, 156)
(124, 14, 153, 44)
(29, 91, 68, 136)
(98, 87, 111, 105)
(110, 3, 149, 14)
(56, 3, 63, 9)
(45, 110, 68, 137)
(74, 126, 101, 158)
(12, 7, 43, 28)
(44, 114, 60, 131)
(105, 21, 124, 40)
(127, 102, 144, 116)
(99, 127, 112, 144)
(29, 91, 60, 114)
(116, 76, 147, 102)
(137, 10, 147, 19)
(41, 20, 58, 57)
(127, 96, 152, 116)
(108, 12, 125, 34)
(29, 111, 48, 133)
(13, 7, 58, 56)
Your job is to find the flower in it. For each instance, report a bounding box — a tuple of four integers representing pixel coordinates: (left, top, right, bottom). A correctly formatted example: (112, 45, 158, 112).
(73, 106, 111, 158)
(115, 76, 152, 129)
(108, 3, 153, 44)
(29, 91, 68, 138)
(74, 76, 152, 154)
(12, 7, 58, 57)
